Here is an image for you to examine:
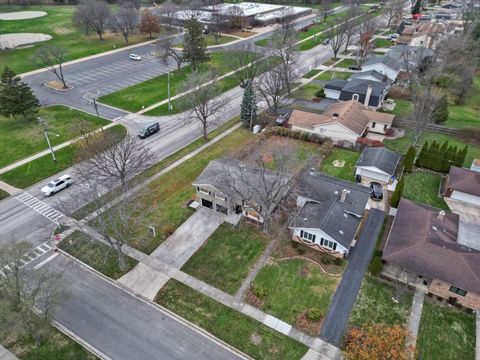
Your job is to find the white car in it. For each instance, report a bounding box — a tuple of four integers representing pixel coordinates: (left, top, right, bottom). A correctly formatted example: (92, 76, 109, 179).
(41, 174, 73, 196)
(129, 54, 142, 61)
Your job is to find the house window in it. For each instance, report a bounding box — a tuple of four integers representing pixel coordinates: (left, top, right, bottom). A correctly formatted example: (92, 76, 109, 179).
(352, 94, 359, 101)
(215, 193, 226, 201)
(372, 121, 376, 128)
(198, 187, 210, 195)
(300, 230, 316, 242)
(449, 286, 467, 297)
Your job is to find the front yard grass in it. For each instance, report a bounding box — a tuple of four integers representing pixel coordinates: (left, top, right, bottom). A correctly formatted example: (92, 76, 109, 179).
(155, 279, 308, 360)
(348, 276, 413, 329)
(335, 58, 357, 69)
(403, 172, 448, 210)
(251, 259, 341, 327)
(302, 69, 322, 79)
(0, 189, 9, 200)
(416, 300, 475, 360)
(374, 38, 393, 48)
(0, 105, 109, 169)
(0, 125, 126, 189)
(292, 83, 323, 101)
(181, 223, 269, 295)
(59, 230, 138, 280)
(315, 71, 351, 81)
(319, 148, 360, 182)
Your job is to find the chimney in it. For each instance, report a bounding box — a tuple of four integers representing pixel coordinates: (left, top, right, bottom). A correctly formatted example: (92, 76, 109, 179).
(340, 189, 348, 203)
(364, 84, 373, 109)
(437, 210, 445, 222)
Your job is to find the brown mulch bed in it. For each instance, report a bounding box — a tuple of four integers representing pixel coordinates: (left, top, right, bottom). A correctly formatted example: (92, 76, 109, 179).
(245, 288, 264, 308)
(295, 311, 323, 336)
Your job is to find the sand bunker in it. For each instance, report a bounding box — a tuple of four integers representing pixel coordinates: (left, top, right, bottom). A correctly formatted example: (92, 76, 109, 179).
(0, 33, 52, 49)
(0, 11, 47, 20)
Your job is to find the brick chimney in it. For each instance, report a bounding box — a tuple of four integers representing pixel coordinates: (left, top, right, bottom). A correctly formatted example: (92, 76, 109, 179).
(437, 210, 445, 222)
(364, 84, 373, 109)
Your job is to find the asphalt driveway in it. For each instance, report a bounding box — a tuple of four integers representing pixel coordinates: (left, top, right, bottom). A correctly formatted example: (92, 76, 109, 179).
(319, 208, 385, 346)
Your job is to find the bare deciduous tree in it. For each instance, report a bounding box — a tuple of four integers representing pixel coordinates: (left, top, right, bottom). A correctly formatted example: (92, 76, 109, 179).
(225, 42, 263, 88)
(157, 37, 184, 70)
(356, 13, 377, 66)
(177, 70, 230, 139)
(74, 0, 111, 40)
(327, 17, 348, 59)
(139, 9, 161, 39)
(320, 0, 333, 21)
(31, 45, 68, 88)
(72, 1, 92, 35)
(111, 6, 138, 44)
(159, 0, 178, 28)
(256, 67, 291, 114)
(269, 28, 299, 95)
(383, 0, 403, 27)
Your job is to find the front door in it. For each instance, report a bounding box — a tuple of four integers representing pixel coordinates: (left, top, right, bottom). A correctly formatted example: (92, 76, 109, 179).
(201, 198, 213, 209)
(216, 204, 228, 215)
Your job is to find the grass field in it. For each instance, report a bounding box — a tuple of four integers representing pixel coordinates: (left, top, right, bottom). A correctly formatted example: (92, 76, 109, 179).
(416, 301, 475, 360)
(252, 259, 341, 326)
(374, 37, 393, 48)
(0, 6, 153, 74)
(389, 98, 412, 118)
(319, 148, 360, 182)
(59, 230, 138, 279)
(446, 75, 480, 129)
(302, 69, 322, 79)
(0, 124, 126, 188)
(176, 34, 237, 48)
(0, 189, 9, 200)
(181, 223, 269, 295)
(403, 172, 448, 210)
(315, 71, 351, 81)
(335, 58, 357, 69)
(0, 105, 109, 169)
(292, 83, 323, 101)
(155, 279, 308, 360)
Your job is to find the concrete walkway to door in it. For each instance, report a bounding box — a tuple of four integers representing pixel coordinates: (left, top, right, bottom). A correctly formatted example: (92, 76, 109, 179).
(118, 208, 224, 299)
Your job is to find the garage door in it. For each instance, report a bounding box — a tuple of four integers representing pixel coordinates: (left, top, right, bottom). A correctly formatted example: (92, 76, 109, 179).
(201, 198, 213, 209)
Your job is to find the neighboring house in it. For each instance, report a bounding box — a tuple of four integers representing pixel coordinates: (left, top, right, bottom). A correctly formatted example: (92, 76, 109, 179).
(471, 159, 480, 173)
(383, 198, 480, 310)
(385, 45, 434, 71)
(288, 100, 395, 143)
(192, 157, 291, 223)
(355, 147, 401, 186)
(349, 70, 391, 84)
(443, 166, 480, 208)
(361, 56, 401, 82)
(290, 171, 370, 258)
(324, 78, 389, 109)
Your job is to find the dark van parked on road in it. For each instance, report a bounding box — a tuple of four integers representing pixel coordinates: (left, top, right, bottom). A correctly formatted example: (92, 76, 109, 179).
(138, 122, 160, 139)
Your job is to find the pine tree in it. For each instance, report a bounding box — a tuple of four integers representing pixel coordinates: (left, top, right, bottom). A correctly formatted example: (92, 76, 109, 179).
(412, 0, 422, 14)
(0, 67, 40, 120)
(432, 95, 449, 123)
(390, 177, 404, 208)
(455, 146, 468, 167)
(415, 142, 429, 168)
(183, 17, 209, 71)
(403, 146, 416, 173)
(428, 141, 440, 171)
(439, 140, 449, 172)
(444, 145, 456, 172)
(240, 80, 257, 129)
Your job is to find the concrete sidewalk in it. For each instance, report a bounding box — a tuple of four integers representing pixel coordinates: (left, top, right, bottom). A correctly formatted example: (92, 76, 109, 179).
(407, 288, 426, 349)
(0, 180, 20, 196)
(0, 345, 18, 360)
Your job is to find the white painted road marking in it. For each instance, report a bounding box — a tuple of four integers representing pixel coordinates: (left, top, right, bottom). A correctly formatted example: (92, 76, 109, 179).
(0, 241, 53, 277)
(15, 191, 65, 224)
(33, 253, 58, 270)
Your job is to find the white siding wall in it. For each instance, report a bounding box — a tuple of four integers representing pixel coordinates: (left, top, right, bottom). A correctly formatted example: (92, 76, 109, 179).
(292, 227, 349, 254)
(362, 64, 398, 81)
(324, 88, 341, 100)
(356, 167, 390, 184)
(450, 190, 480, 206)
(291, 123, 358, 143)
(368, 120, 391, 133)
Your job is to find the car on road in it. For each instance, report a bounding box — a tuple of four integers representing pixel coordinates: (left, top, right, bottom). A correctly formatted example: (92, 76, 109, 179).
(41, 174, 73, 196)
(348, 65, 362, 71)
(129, 54, 142, 61)
(138, 122, 160, 139)
(322, 38, 330, 45)
(369, 182, 383, 201)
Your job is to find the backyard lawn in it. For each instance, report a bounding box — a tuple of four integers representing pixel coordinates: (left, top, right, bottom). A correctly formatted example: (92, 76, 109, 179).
(155, 280, 308, 360)
(389, 98, 412, 118)
(319, 148, 360, 182)
(403, 172, 448, 210)
(59, 231, 138, 280)
(181, 223, 269, 295)
(0, 6, 153, 74)
(445, 75, 480, 129)
(315, 71, 351, 81)
(0, 105, 109, 169)
(251, 259, 341, 328)
(416, 301, 476, 360)
(348, 276, 413, 329)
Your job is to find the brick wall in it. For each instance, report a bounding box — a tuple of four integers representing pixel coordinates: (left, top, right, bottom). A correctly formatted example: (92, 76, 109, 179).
(428, 279, 480, 310)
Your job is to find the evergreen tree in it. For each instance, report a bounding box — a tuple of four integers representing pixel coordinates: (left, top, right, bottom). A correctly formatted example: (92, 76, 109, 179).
(183, 17, 209, 71)
(0, 67, 40, 120)
(390, 177, 404, 208)
(412, 0, 422, 14)
(403, 146, 416, 173)
(439, 140, 449, 172)
(240, 80, 257, 129)
(429, 141, 440, 171)
(443, 145, 456, 172)
(415, 142, 429, 168)
(432, 95, 449, 123)
(455, 146, 468, 167)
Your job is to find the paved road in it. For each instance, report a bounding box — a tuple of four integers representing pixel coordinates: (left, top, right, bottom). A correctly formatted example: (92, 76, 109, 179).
(319, 208, 385, 346)
(41, 253, 244, 360)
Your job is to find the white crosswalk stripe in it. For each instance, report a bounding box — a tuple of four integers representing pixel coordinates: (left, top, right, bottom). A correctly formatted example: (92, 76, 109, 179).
(0, 241, 54, 277)
(14, 192, 65, 224)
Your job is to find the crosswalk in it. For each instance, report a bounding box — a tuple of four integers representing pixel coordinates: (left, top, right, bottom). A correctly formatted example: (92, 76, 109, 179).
(14, 192, 65, 224)
(0, 241, 52, 278)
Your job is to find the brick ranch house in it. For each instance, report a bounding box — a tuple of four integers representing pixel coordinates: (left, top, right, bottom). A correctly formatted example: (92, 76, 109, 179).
(382, 198, 480, 310)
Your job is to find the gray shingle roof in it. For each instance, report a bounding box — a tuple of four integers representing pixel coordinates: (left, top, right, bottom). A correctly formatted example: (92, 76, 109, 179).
(350, 70, 387, 82)
(341, 79, 387, 98)
(363, 56, 401, 72)
(324, 79, 348, 91)
(290, 171, 370, 248)
(355, 147, 402, 176)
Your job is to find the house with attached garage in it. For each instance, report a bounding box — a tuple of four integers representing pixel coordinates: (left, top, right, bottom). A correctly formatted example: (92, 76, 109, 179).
(289, 171, 370, 258)
(443, 166, 480, 209)
(349, 70, 391, 84)
(382, 198, 480, 310)
(192, 157, 291, 223)
(355, 147, 401, 186)
(324, 78, 389, 110)
(361, 56, 401, 82)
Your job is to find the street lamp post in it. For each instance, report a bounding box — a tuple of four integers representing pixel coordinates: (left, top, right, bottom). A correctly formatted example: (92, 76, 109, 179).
(38, 117, 59, 163)
(92, 97, 100, 117)
(168, 71, 173, 112)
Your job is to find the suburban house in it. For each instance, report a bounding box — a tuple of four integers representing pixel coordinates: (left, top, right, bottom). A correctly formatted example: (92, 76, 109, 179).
(443, 166, 480, 209)
(349, 70, 391, 84)
(385, 45, 434, 71)
(192, 157, 291, 223)
(471, 159, 480, 173)
(383, 198, 480, 310)
(355, 147, 401, 186)
(324, 78, 389, 110)
(290, 171, 370, 258)
(288, 100, 395, 144)
(396, 22, 447, 48)
(361, 56, 401, 82)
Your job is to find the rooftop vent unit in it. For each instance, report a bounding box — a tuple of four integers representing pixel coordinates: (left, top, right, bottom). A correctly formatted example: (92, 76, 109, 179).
(332, 112, 339, 117)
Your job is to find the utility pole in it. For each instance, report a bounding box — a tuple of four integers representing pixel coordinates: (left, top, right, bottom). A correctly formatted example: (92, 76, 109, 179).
(38, 117, 59, 163)
(168, 71, 173, 111)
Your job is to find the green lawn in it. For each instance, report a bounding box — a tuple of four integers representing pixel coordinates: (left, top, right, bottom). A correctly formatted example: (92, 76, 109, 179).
(155, 279, 308, 360)
(0, 105, 109, 169)
(446, 75, 480, 129)
(374, 38, 393, 48)
(403, 172, 448, 210)
(319, 148, 360, 182)
(0, 6, 153, 74)
(416, 301, 475, 360)
(292, 83, 323, 101)
(390, 98, 412, 118)
(252, 259, 341, 326)
(315, 71, 351, 81)
(349, 276, 413, 328)
(59, 230, 138, 280)
(302, 69, 322, 79)
(99, 51, 232, 112)
(176, 34, 237, 48)
(0, 189, 9, 200)
(335, 58, 357, 69)
(295, 36, 326, 51)
(181, 223, 269, 295)
(0, 125, 126, 188)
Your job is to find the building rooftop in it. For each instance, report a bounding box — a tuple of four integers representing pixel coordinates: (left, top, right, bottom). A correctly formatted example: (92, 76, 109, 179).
(355, 147, 401, 176)
(445, 166, 480, 197)
(363, 56, 402, 72)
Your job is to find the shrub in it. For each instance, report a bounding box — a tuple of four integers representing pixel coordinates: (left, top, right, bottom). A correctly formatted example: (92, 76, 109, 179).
(334, 258, 343, 266)
(368, 256, 383, 276)
(162, 225, 175, 237)
(291, 240, 299, 249)
(297, 248, 306, 255)
(315, 88, 325, 98)
(253, 285, 267, 300)
(307, 307, 323, 321)
(321, 256, 331, 265)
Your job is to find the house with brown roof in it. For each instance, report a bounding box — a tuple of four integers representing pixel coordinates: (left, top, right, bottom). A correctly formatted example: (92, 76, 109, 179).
(288, 100, 395, 144)
(383, 198, 480, 310)
(443, 166, 480, 211)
